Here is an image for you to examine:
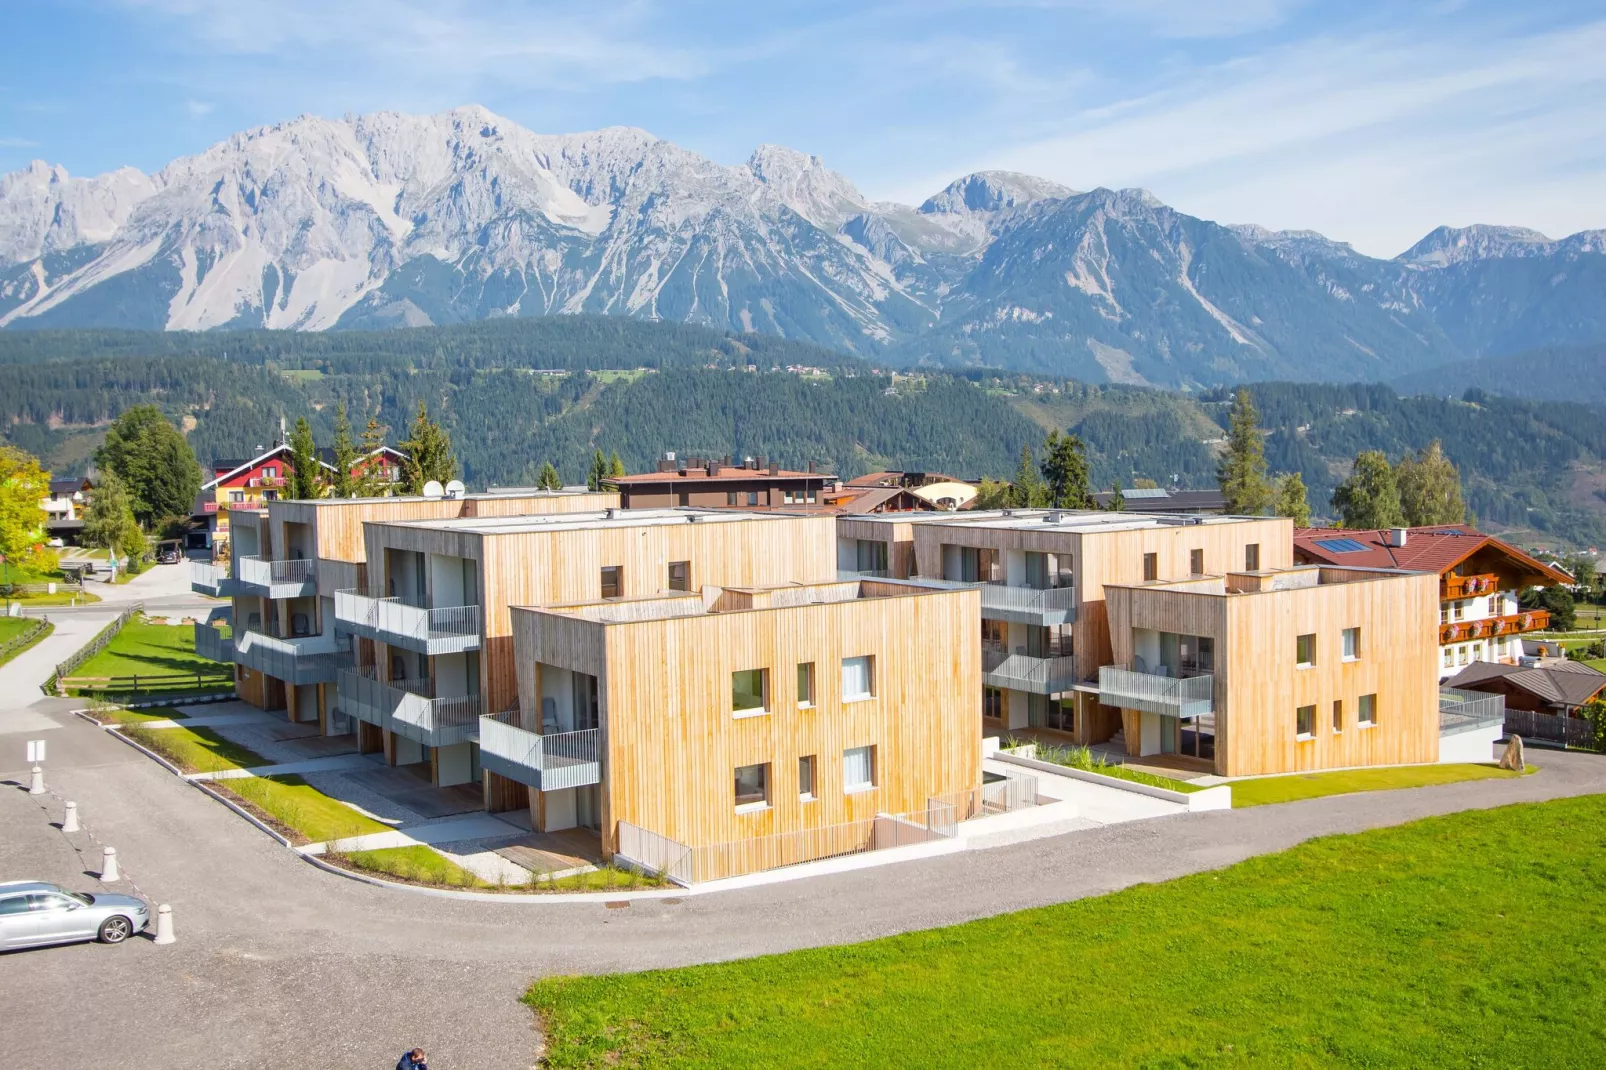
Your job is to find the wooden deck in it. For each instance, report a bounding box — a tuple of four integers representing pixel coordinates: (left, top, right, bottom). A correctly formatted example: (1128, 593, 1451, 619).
(494, 828, 604, 876)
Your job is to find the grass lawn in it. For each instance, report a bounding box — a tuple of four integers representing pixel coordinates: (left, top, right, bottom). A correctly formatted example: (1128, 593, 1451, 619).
(336, 844, 486, 887)
(68, 617, 233, 695)
(1007, 739, 1203, 793)
(0, 617, 50, 666)
(85, 704, 189, 726)
(9, 589, 101, 605)
(219, 774, 389, 844)
(121, 723, 267, 773)
(1229, 762, 1531, 807)
(528, 796, 1606, 1069)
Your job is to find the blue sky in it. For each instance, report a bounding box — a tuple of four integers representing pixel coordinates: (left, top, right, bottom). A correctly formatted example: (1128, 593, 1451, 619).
(3, 1, 1603, 257)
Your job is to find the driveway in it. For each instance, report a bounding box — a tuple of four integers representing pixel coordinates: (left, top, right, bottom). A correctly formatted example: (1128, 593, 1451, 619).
(4, 670, 1606, 1067)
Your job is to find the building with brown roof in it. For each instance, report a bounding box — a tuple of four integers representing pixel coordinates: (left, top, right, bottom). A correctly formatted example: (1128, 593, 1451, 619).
(1444, 660, 1606, 717)
(608, 455, 829, 510)
(1293, 525, 1572, 679)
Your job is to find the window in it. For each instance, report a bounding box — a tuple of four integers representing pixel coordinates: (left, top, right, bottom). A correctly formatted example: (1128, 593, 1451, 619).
(1443, 647, 1454, 668)
(855, 539, 889, 574)
(1452, 601, 1464, 621)
(230, 490, 245, 503)
(1189, 549, 1204, 576)
(667, 561, 690, 592)
(600, 565, 623, 599)
(841, 656, 874, 702)
(1245, 543, 1260, 571)
(0, 895, 28, 915)
(797, 662, 815, 707)
(1143, 552, 1158, 582)
(1296, 704, 1316, 738)
(726, 490, 738, 506)
(678, 489, 689, 507)
(1342, 627, 1360, 661)
(734, 763, 769, 811)
(1296, 633, 1316, 668)
(263, 490, 278, 501)
(1332, 700, 1343, 732)
(981, 619, 1006, 652)
(732, 668, 768, 716)
(798, 755, 816, 800)
(747, 490, 760, 506)
(843, 745, 876, 792)
(982, 685, 1004, 721)
(1359, 693, 1377, 727)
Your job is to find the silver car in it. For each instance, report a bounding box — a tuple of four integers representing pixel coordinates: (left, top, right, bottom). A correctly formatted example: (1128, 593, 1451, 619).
(0, 881, 149, 950)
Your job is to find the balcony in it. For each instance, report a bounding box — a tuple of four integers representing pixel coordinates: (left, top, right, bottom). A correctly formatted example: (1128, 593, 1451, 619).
(1442, 572, 1500, 600)
(236, 556, 317, 599)
(1440, 611, 1549, 644)
(192, 622, 235, 664)
(189, 561, 239, 598)
(478, 709, 602, 791)
(1098, 664, 1215, 719)
(334, 670, 482, 748)
(837, 569, 891, 580)
(977, 583, 1077, 626)
(982, 648, 1079, 694)
(334, 589, 481, 655)
(233, 630, 346, 685)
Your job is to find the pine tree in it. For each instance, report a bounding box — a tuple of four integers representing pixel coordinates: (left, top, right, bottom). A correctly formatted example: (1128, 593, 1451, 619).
(1217, 388, 1271, 515)
(288, 416, 322, 500)
(1396, 440, 1465, 527)
(1107, 481, 1126, 512)
(1040, 431, 1093, 509)
(353, 416, 391, 498)
(1273, 472, 1312, 527)
(1332, 451, 1404, 529)
(1010, 444, 1048, 508)
(536, 462, 562, 491)
(399, 401, 457, 494)
(587, 449, 608, 492)
(330, 402, 357, 499)
(607, 451, 627, 479)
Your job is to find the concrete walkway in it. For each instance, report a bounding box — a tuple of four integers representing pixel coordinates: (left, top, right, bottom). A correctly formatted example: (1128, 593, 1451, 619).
(189, 753, 378, 782)
(316, 811, 528, 853)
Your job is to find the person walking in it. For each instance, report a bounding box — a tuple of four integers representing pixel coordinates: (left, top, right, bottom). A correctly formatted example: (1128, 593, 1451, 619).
(396, 1048, 428, 1070)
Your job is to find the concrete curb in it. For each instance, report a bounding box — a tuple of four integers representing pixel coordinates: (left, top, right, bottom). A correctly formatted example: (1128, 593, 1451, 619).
(994, 750, 1234, 810)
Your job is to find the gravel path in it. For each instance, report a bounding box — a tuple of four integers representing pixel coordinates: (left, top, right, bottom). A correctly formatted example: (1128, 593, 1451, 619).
(4, 689, 1603, 1068)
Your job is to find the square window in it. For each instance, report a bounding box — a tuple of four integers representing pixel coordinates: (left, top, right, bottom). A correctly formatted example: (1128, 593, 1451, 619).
(1332, 700, 1343, 732)
(726, 490, 737, 506)
(1359, 693, 1377, 727)
(1143, 552, 1158, 582)
(1296, 704, 1315, 738)
(798, 755, 816, 799)
(1189, 549, 1204, 576)
(797, 662, 815, 707)
(841, 655, 874, 702)
(600, 565, 623, 599)
(1296, 633, 1316, 668)
(732, 668, 768, 716)
(1342, 627, 1360, 660)
(1245, 543, 1260, 571)
(667, 560, 690, 592)
(783, 490, 795, 504)
(735, 763, 769, 810)
(747, 490, 759, 507)
(843, 745, 876, 793)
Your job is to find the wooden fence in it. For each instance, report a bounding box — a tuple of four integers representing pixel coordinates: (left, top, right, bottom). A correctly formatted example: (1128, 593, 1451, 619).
(48, 603, 141, 696)
(60, 669, 235, 699)
(1506, 708, 1603, 752)
(0, 618, 50, 662)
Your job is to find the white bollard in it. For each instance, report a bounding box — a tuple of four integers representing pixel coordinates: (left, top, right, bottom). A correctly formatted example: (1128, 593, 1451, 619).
(152, 904, 174, 945)
(28, 765, 44, 795)
(100, 846, 120, 883)
(62, 801, 79, 832)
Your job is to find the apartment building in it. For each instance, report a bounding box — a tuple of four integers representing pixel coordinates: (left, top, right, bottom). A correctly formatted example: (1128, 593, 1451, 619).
(1293, 525, 1571, 678)
(1101, 565, 1440, 775)
(193, 489, 614, 731)
(846, 510, 1290, 745)
(492, 577, 980, 878)
(608, 455, 829, 509)
(334, 508, 838, 802)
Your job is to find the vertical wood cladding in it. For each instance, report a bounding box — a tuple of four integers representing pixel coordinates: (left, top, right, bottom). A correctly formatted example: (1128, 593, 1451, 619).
(512, 584, 982, 860)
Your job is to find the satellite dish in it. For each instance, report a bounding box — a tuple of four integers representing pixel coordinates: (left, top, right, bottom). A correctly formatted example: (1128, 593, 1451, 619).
(445, 479, 466, 499)
(422, 480, 445, 500)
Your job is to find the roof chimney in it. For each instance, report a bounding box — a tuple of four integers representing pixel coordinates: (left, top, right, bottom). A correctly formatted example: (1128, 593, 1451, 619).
(1385, 527, 1409, 548)
(769, 459, 780, 476)
(807, 460, 816, 474)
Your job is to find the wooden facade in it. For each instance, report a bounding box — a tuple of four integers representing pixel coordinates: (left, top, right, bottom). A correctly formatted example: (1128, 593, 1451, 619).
(1105, 566, 1440, 776)
(510, 580, 982, 871)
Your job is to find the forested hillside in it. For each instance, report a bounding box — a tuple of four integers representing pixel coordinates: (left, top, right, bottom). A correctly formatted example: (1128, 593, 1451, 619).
(1391, 344, 1606, 408)
(1, 322, 1601, 547)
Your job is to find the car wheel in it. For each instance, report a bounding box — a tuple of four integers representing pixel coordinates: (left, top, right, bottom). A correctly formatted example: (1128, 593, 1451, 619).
(98, 916, 133, 944)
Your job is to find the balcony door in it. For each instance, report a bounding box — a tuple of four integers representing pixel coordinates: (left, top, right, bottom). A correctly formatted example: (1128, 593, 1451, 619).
(1024, 552, 1072, 591)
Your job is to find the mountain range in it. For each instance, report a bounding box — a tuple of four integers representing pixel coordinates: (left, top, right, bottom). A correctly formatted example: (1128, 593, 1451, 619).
(3, 106, 1603, 388)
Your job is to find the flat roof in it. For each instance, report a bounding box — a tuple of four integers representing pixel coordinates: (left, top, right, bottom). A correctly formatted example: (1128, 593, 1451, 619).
(378, 506, 816, 536)
(846, 508, 1275, 533)
(288, 489, 600, 509)
(521, 576, 963, 623)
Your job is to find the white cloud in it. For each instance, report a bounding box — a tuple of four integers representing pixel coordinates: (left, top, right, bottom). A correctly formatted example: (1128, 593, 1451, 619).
(184, 99, 213, 117)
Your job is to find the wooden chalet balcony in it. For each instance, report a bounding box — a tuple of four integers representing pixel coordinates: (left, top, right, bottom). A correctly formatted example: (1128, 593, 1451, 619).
(1441, 572, 1500, 600)
(1439, 610, 1549, 644)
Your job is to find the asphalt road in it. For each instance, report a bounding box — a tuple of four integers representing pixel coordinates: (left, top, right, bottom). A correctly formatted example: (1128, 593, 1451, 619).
(3, 565, 1604, 1067)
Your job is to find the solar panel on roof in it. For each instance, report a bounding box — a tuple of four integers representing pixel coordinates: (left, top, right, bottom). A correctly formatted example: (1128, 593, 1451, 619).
(1121, 488, 1170, 499)
(1313, 537, 1371, 554)
(1434, 530, 1469, 536)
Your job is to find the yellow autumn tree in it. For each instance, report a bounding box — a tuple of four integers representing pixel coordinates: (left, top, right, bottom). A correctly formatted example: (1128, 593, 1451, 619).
(0, 445, 55, 575)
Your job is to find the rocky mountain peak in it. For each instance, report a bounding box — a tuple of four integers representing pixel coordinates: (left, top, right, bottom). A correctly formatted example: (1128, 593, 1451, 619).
(1396, 224, 1555, 267)
(919, 171, 1076, 216)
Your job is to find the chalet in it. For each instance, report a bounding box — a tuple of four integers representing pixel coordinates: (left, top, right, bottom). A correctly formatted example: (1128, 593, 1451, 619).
(195, 443, 407, 555)
(607, 455, 829, 510)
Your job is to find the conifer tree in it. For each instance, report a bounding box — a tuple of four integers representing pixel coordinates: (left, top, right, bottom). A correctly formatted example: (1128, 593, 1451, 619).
(1040, 431, 1093, 510)
(1217, 388, 1271, 515)
(1273, 472, 1312, 527)
(607, 451, 627, 479)
(288, 416, 322, 499)
(353, 416, 391, 498)
(536, 462, 562, 491)
(330, 402, 357, 499)
(587, 449, 608, 492)
(1332, 451, 1404, 529)
(399, 401, 457, 494)
(1010, 444, 1048, 508)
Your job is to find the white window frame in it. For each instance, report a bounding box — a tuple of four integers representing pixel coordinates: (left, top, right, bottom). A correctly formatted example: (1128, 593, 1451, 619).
(1296, 633, 1316, 669)
(734, 762, 770, 813)
(731, 668, 769, 719)
(843, 745, 876, 793)
(1358, 693, 1378, 728)
(1342, 627, 1360, 661)
(798, 755, 816, 801)
(841, 655, 874, 703)
(1295, 704, 1316, 740)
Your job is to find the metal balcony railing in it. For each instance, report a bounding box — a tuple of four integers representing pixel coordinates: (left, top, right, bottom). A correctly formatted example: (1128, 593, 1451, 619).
(189, 560, 239, 598)
(981, 648, 1079, 694)
(837, 569, 891, 580)
(192, 621, 235, 664)
(333, 589, 480, 655)
(477, 708, 602, 791)
(233, 630, 346, 685)
(236, 556, 317, 597)
(1439, 687, 1506, 736)
(334, 669, 481, 747)
(1098, 664, 1215, 719)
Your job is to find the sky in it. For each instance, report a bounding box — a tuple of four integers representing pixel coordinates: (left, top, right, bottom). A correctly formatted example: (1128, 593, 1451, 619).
(2, 0, 1603, 257)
